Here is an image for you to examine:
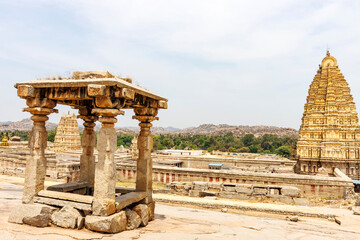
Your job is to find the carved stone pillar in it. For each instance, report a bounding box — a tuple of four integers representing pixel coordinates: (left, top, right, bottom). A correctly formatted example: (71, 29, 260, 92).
(133, 108, 158, 204)
(92, 108, 123, 216)
(78, 114, 97, 193)
(22, 103, 57, 204)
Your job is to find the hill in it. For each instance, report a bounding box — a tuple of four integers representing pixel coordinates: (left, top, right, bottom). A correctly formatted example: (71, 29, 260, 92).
(116, 124, 298, 137)
(0, 118, 57, 131)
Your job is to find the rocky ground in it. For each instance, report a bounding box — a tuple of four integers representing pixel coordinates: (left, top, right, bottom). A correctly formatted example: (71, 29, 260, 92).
(1, 176, 360, 240)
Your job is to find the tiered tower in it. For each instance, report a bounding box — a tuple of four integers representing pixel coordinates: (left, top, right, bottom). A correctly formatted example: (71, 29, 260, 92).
(54, 114, 81, 153)
(296, 51, 360, 179)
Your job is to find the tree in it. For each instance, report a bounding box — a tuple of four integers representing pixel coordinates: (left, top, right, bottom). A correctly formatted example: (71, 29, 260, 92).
(47, 128, 57, 142)
(275, 146, 291, 157)
(243, 134, 255, 147)
(239, 147, 250, 153)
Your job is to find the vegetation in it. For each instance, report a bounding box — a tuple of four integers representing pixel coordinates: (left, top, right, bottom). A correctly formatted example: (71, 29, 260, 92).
(0, 130, 30, 141)
(151, 133, 297, 157)
(47, 127, 57, 142)
(117, 134, 136, 148)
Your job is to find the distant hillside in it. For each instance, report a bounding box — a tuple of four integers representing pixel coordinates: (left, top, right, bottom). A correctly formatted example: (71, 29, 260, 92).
(0, 118, 57, 131)
(116, 124, 298, 137)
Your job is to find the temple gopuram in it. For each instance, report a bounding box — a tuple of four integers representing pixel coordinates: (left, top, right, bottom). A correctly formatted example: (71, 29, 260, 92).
(296, 52, 360, 180)
(54, 113, 81, 153)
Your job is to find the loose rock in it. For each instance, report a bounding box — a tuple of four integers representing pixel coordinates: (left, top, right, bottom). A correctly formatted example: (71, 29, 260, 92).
(126, 209, 141, 230)
(133, 204, 149, 227)
(290, 216, 298, 222)
(221, 208, 228, 213)
(85, 211, 127, 233)
(335, 217, 341, 225)
(8, 204, 56, 225)
(23, 214, 50, 227)
(51, 205, 82, 229)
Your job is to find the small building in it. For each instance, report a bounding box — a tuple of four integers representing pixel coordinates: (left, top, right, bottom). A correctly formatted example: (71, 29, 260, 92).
(208, 163, 223, 170)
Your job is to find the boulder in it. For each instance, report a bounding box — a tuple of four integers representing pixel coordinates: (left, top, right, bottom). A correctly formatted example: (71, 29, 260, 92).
(8, 204, 56, 225)
(85, 211, 127, 233)
(353, 207, 360, 215)
(51, 205, 82, 229)
(125, 209, 141, 230)
(290, 216, 298, 222)
(133, 204, 149, 227)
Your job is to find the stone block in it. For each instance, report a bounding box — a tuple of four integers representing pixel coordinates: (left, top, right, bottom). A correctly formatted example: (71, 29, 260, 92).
(199, 191, 217, 197)
(23, 214, 50, 227)
(133, 204, 149, 227)
(125, 209, 141, 230)
(85, 211, 127, 233)
(147, 201, 155, 221)
(8, 204, 56, 225)
(281, 186, 301, 197)
(253, 188, 268, 195)
(293, 198, 310, 206)
(87, 84, 106, 96)
(77, 217, 85, 230)
(208, 182, 223, 189)
(223, 186, 236, 192)
(235, 186, 253, 195)
(189, 190, 200, 197)
(51, 205, 82, 229)
(192, 181, 208, 191)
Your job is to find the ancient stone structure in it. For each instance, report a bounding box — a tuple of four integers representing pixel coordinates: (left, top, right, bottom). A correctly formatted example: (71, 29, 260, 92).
(11, 70, 167, 233)
(129, 137, 138, 159)
(0, 136, 9, 147)
(296, 52, 360, 179)
(53, 114, 81, 153)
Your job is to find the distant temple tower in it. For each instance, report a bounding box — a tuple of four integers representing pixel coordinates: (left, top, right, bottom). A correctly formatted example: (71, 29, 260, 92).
(54, 114, 81, 153)
(296, 52, 360, 179)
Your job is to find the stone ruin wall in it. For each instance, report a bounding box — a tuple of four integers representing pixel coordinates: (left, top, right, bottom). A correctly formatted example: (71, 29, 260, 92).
(117, 164, 353, 199)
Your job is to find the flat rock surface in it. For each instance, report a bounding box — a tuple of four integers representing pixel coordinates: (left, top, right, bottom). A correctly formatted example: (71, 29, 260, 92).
(1, 180, 360, 239)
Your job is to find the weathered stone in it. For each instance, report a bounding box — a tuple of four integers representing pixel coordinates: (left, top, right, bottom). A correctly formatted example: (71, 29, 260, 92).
(335, 217, 341, 225)
(77, 216, 85, 230)
(281, 186, 301, 198)
(235, 186, 253, 194)
(208, 182, 223, 189)
(126, 209, 141, 230)
(85, 211, 127, 233)
(221, 208, 228, 213)
(23, 214, 50, 227)
(277, 196, 294, 205)
(353, 207, 360, 215)
(133, 204, 149, 227)
(51, 205, 82, 229)
(8, 204, 56, 224)
(147, 201, 155, 221)
(293, 198, 310, 206)
(290, 216, 298, 222)
(253, 187, 268, 195)
(115, 191, 147, 211)
(193, 181, 208, 191)
(223, 186, 236, 192)
(189, 190, 200, 197)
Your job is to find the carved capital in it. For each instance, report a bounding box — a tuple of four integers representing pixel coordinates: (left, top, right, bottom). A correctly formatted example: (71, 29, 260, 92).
(23, 107, 58, 116)
(133, 107, 159, 123)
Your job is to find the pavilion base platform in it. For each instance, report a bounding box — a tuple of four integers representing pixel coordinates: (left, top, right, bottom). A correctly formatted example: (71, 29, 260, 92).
(9, 187, 155, 233)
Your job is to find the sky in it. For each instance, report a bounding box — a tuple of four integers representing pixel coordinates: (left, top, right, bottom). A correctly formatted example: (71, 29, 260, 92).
(1, 0, 360, 129)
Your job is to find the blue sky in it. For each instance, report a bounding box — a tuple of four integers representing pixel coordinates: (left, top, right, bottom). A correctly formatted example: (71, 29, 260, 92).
(1, 0, 360, 129)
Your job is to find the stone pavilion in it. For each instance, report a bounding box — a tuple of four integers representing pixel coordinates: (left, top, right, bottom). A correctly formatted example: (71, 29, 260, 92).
(10, 71, 167, 232)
